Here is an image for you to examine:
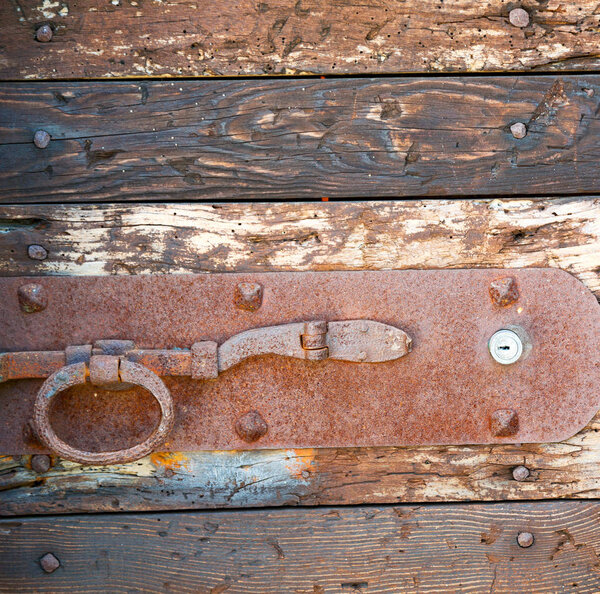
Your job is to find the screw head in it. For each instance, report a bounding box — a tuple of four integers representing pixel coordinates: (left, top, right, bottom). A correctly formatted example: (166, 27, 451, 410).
(512, 465, 530, 481)
(35, 24, 53, 42)
(489, 329, 523, 365)
(509, 8, 530, 27)
(31, 454, 52, 473)
(17, 283, 48, 313)
(28, 244, 48, 261)
(510, 122, 527, 139)
(235, 410, 268, 443)
(40, 552, 60, 573)
(517, 531, 534, 548)
(33, 130, 51, 149)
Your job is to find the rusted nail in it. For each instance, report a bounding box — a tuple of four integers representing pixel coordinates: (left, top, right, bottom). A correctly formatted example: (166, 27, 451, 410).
(512, 465, 530, 481)
(235, 410, 268, 443)
(234, 282, 263, 312)
(510, 122, 527, 139)
(517, 532, 534, 548)
(490, 409, 519, 437)
(31, 454, 52, 474)
(33, 130, 51, 149)
(40, 552, 60, 573)
(35, 24, 53, 43)
(509, 8, 530, 27)
(18, 283, 47, 313)
(28, 244, 48, 261)
(489, 277, 519, 307)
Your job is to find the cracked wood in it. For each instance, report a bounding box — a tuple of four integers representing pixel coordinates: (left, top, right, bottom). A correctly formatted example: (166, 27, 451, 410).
(2, 1, 600, 79)
(1, 502, 600, 592)
(1, 198, 600, 515)
(2, 76, 600, 202)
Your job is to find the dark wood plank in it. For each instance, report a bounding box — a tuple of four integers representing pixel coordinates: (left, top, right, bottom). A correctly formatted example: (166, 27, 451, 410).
(1, 502, 600, 592)
(2, 76, 600, 202)
(1, 198, 600, 515)
(1, 1, 600, 79)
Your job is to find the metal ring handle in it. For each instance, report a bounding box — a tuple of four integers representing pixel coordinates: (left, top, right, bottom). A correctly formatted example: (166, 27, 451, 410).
(32, 359, 174, 465)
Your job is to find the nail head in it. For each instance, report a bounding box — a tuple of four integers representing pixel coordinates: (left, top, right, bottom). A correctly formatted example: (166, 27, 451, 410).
(512, 465, 530, 481)
(36, 24, 53, 42)
(40, 552, 60, 573)
(510, 122, 527, 139)
(33, 130, 51, 149)
(517, 531, 534, 548)
(235, 410, 268, 443)
(509, 8, 530, 28)
(28, 244, 48, 261)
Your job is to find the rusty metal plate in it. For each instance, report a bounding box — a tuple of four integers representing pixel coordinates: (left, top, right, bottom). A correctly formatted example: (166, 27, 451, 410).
(1, 269, 600, 461)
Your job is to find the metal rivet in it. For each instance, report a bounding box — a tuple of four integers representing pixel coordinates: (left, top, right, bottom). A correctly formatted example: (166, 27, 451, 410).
(28, 244, 48, 261)
(234, 282, 263, 312)
(17, 283, 48, 313)
(31, 454, 52, 474)
(509, 8, 530, 28)
(489, 277, 519, 307)
(517, 532, 534, 548)
(489, 329, 523, 365)
(490, 409, 519, 437)
(510, 122, 527, 139)
(40, 552, 60, 573)
(235, 410, 268, 443)
(512, 465, 530, 481)
(35, 24, 53, 43)
(33, 130, 51, 149)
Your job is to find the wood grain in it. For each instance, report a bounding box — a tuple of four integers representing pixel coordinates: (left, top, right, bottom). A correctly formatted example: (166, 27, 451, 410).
(2, 76, 600, 202)
(2, 502, 600, 592)
(2, 1, 600, 79)
(1, 198, 600, 515)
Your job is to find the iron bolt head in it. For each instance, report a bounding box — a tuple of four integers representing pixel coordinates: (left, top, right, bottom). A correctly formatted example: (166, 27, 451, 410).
(510, 122, 527, 139)
(33, 130, 51, 149)
(489, 277, 519, 307)
(509, 8, 530, 27)
(489, 329, 523, 365)
(40, 552, 60, 573)
(28, 244, 48, 260)
(17, 283, 48, 313)
(490, 409, 519, 437)
(35, 24, 53, 42)
(234, 282, 263, 312)
(31, 454, 52, 474)
(235, 410, 268, 443)
(512, 465, 530, 481)
(517, 532, 534, 548)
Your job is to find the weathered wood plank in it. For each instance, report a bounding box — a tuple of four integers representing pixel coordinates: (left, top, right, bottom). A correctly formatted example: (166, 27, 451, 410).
(2, 76, 600, 202)
(1, 198, 600, 515)
(2, 1, 600, 79)
(2, 502, 600, 592)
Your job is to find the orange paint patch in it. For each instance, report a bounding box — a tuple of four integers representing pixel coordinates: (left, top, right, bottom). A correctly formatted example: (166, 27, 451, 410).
(285, 448, 316, 480)
(150, 452, 190, 472)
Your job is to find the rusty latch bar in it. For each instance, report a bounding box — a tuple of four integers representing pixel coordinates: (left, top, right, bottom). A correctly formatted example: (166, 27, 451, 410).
(0, 320, 411, 464)
(1, 269, 600, 466)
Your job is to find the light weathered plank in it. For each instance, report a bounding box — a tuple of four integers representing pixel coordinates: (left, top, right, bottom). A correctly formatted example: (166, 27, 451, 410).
(1, 198, 600, 515)
(2, 77, 600, 202)
(2, 502, 600, 592)
(1, 1, 600, 79)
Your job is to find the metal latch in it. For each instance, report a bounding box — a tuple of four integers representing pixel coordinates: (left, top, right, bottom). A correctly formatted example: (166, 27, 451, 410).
(1, 320, 411, 464)
(1, 269, 599, 465)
